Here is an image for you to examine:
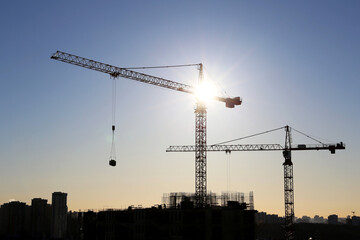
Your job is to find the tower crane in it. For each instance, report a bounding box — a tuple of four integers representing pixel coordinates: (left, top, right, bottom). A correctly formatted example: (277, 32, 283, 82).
(166, 125, 345, 240)
(51, 51, 242, 208)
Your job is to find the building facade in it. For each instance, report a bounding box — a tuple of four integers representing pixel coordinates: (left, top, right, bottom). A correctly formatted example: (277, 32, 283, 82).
(82, 205, 256, 240)
(51, 192, 68, 239)
(31, 198, 51, 238)
(0, 201, 31, 238)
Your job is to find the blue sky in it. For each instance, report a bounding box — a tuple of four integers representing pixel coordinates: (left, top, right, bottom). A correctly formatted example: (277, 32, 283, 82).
(0, 1, 359, 217)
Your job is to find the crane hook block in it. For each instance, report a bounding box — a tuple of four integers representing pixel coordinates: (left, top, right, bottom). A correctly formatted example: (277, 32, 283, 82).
(112, 125, 115, 131)
(109, 159, 116, 166)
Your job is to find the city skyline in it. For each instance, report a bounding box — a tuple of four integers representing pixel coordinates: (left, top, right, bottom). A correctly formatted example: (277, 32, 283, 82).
(0, 192, 360, 223)
(1, 193, 355, 220)
(1, 1, 359, 219)
(3, 192, 358, 239)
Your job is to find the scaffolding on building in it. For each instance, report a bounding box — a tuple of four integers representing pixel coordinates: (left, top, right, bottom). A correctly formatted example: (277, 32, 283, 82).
(162, 191, 254, 210)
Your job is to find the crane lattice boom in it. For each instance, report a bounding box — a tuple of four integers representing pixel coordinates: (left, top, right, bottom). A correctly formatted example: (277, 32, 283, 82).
(51, 51, 241, 108)
(167, 143, 345, 152)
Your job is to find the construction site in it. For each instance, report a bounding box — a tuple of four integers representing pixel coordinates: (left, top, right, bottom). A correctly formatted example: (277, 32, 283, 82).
(46, 51, 346, 240)
(2, 2, 359, 240)
(80, 192, 256, 240)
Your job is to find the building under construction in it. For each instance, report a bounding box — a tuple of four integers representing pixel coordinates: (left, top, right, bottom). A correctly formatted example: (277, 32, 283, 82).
(81, 192, 256, 240)
(162, 191, 254, 210)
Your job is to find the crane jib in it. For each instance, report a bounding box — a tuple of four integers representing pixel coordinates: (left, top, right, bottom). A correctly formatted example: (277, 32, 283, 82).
(51, 51, 242, 108)
(166, 143, 345, 153)
(51, 51, 194, 92)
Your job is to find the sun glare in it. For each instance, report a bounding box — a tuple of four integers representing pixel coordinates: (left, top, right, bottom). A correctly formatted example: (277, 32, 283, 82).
(195, 81, 217, 103)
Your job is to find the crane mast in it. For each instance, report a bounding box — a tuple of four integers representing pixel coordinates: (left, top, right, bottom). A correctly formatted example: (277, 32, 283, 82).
(283, 125, 295, 240)
(51, 51, 242, 208)
(195, 64, 207, 207)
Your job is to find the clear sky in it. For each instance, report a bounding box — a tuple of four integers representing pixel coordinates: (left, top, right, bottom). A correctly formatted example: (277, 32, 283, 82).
(1, 1, 359, 218)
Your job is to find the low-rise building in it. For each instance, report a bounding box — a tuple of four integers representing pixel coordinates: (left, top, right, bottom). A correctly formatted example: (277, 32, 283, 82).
(328, 214, 338, 225)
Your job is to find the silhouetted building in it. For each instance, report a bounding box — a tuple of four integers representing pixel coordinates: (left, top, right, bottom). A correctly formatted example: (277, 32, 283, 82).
(256, 223, 360, 240)
(0, 201, 31, 238)
(313, 215, 325, 224)
(163, 191, 255, 210)
(255, 211, 266, 224)
(67, 211, 82, 240)
(255, 212, 284, 224)
(83, 211, 97, 240)
(82, 202, 256, 240)
(346, 216, 352, 225)
(296, 215, 311, 223)
(31, 198, 51, 239)
(266, 214, 284, 224)
(352, 216, 360, 226)
(328, 214, 338, 225)
(51, 192, 68, 239)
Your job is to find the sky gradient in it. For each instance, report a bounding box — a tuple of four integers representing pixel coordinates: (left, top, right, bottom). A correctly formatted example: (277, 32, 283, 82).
(1, 1, 359, 218)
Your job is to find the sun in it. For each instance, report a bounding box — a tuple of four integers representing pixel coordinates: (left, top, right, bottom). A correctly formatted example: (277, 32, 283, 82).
(195, 81, 217, 103)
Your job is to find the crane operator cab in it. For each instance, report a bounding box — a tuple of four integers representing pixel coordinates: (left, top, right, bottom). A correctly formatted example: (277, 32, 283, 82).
(109, 159, 116, 167)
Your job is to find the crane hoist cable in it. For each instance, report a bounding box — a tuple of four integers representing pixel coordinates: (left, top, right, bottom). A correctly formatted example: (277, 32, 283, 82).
(226, 150, 231, 193)
(108, 63, 200, 167)
(109, 77, 117, 167)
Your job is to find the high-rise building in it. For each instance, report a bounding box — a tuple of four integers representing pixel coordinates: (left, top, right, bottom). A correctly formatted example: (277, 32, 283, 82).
(31, 198, 51, 238)
(0, 201, 31, 238)
(51, 192, 68, 239)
